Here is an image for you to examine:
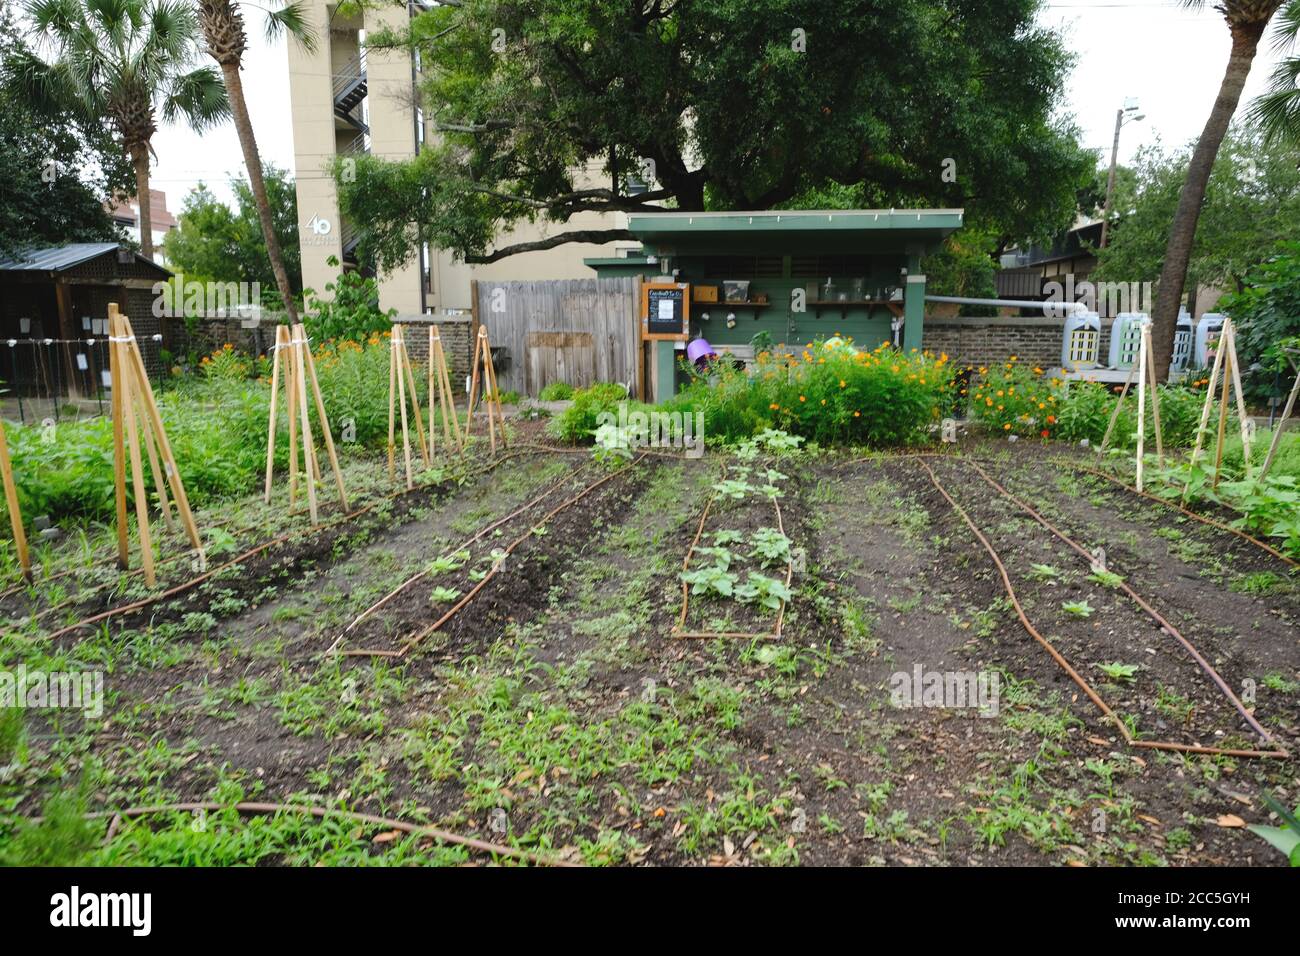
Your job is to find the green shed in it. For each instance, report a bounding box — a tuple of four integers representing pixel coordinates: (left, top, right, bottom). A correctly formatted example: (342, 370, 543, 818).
(587, 208, 961, 400)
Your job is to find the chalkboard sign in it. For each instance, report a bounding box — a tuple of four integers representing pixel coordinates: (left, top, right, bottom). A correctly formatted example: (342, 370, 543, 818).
(641, 282, 690, 341)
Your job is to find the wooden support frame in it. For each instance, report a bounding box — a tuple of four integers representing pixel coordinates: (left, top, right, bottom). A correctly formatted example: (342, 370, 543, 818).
(463, 326, 508, 454)
(1099, 321, 1164, 491)
(0, 419, 30, 580)
(387, 325, 430, 489)
(1184, 316, 1252, 500)
(264, 323, 348, 523)
(107, 303, 204, 586)
(427, 325, 464, 456)
(1259, 348, 1300, 482)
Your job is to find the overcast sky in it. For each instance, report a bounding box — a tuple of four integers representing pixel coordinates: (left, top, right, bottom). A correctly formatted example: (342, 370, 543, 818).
(146, 0, 1292, 213)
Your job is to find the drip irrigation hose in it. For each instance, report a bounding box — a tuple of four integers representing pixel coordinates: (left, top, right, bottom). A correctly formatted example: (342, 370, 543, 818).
(76, 801, 575, 866)
(912, 456, 1287, 760)
(964, 458, 1281, 749)
(40, 448, 541, 642)
(343, 454, 649, 659)
(1050, 458, 1299, 570)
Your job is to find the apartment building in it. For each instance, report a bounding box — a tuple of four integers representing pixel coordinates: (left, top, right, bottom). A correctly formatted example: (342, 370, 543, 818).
(285, 1, 628, 318)
(108, 188, 180, 266)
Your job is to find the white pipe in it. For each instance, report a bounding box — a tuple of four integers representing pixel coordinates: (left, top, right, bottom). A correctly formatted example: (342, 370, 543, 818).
(925, 295, 1086, 315)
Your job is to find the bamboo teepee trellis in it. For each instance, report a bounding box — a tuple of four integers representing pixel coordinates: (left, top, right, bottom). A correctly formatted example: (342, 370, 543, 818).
(264, 323, 348, 524)
(107, 303, 204, 585)
(427, 325, 464, 455)
(0, 418, 29, 580)
(464, 326, 507, 453)
(387, 324, 430, 488)
(1184, 315, 1253, 500)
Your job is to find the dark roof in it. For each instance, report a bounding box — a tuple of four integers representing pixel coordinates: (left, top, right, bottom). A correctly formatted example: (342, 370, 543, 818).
(0, 242, 171, 277)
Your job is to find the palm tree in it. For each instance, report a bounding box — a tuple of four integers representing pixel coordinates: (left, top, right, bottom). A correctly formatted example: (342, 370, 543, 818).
(15, 0, 228, 261)
(1249, 1, 1300, 143)
(1150, 0, 1286, 380)
(196, 0, 314, 324)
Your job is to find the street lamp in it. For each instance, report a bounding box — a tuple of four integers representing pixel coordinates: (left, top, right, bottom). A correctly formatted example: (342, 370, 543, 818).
(1100, 99, 1145, 249)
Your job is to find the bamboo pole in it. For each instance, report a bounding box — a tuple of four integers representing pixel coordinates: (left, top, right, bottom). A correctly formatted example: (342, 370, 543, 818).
(1142, 324, 1164, 466)
(118, 340, 156, 586)
(299, 326, 348, 509)
(264, 325, 286, 503)
(1213, 333, 1232, 490)
(394, 328, 414, 488)
(286, 325, 300, 510)
(1183, 320, 1227, 503)
(398, 329, 429, 467)
(135, 386, 174, 532)
(1099, 360, 1137, 453)
(465, 327, 484, 440)
(0, 419, 30, 580)
(387, 329, 398, 480)
(1136, 319, 1148, 492)
(1224, 322, 1253, 479)
(108, 304, 129, 567)
(120, 317, 204, 560)
(291, 327, 319, 524)
(428, 326, 463, 452)
(1260, 354, 1300, 482)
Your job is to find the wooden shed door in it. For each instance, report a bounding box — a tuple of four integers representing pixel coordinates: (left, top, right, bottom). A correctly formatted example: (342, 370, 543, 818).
(526, 331, 595, 394)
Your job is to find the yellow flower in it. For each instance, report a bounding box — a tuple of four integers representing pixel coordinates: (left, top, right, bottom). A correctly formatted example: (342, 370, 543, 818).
(1004, 423, 1011, 430)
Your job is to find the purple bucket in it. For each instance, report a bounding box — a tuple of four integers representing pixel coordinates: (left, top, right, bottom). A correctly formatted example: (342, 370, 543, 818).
(687, 338, 717, 366)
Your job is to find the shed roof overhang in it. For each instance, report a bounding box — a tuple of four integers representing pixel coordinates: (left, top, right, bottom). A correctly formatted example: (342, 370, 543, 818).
(626, 209, 963, 257)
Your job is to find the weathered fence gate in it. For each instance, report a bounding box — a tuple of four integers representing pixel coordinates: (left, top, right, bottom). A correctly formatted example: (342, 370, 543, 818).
(472, 277, 639, 397)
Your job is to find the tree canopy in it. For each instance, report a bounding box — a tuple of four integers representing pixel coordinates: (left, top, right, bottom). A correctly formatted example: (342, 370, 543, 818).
(163, 165, 302, 294)
(1093, 130, 1300, 298)
(0, 1, 132, 257)
(339, 0, 1093, 271)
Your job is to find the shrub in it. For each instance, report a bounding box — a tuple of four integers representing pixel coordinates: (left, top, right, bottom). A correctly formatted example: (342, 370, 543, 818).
(538, 381, 575, 401)
(546, 382, 633, 443)
(663, 339, 956, 447)
(303, 257, 394, 343)
(966, 360, 1059, 439)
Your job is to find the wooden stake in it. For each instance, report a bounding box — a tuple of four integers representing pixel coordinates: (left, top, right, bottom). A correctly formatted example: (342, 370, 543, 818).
(1260, 352, 1300, 482)
(291, 327, 318, 524)
(299, 326, 348, 509)
(0, 419, 30, 580)
(398, 329, 430, 468)
(136, 386, 175, 532)
(1142, 324, 1164, 466)
(1224, 322, 1253, 478)
(1183, 319, 1228, 503)
(1213, 333, 1232, 490)
(464, 327, 507, 452)
(428, 326, 463, 453)
(286, 325, 300, 509)
(1099, 360, 1137, 453)
(387, 330, 398, 481)
(108, 304, 128, 567)
(265, 325, 286, 503)
(118, 338, 156, 586)
(1136, 319, 1148, 492)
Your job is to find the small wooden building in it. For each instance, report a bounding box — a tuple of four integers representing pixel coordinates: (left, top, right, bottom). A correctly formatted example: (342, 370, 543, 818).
(0, 242, 171, 404)
(586, 209, 962, 400)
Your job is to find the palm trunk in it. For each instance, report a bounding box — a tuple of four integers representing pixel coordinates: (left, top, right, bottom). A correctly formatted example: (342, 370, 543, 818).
(130, 142, 154, 261)
(1150, 21, 1266, 381)
(218, 61, 299, 324)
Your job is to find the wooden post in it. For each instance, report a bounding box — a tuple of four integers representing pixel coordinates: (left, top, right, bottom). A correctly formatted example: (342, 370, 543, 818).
(299, 326, 348, 510)
(108, 304, 129, 567)
(1260, 352, 1300, 482)
(1183, 318, 1228, 503)
(387, 329, 398, 480)
(398, 328, 430, 468)
(118, 337, 156, 586)
(1142, 324, 1164, 466)
(1213, 333, 1232, 490)
(1099, 360, 1137, 453)
(0, 419, 30, 580)
(291, 326, 318, 524)
(1224, 322, 1253, 479)
(1136, 319, 1148, 492)
(286, 324, 300, 509)
(265, 324, 286, 503)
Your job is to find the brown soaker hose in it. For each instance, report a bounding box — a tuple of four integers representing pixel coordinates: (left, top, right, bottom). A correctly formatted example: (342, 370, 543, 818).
(912, 456, 1287, 760)
(965, 458, 1282, 749)
(76, 800, 577, 866)
(1051, 458, 1299, 570)
(344, 454, 648, 659)
(41, 449, 539, 643)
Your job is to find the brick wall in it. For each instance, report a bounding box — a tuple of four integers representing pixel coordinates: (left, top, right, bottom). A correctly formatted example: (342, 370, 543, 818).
(921, 315, 1119, 370)
(393, 316, 473, 388)
(158, 313, 270, 370)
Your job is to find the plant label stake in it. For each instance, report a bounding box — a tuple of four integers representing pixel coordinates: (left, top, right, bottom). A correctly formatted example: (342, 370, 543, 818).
(464, 326, 508, 454)
(264, 323, 348, 522)
(386, 324, 430, 489)
(0, 418, 30, 580)
(427, 325, 464, 456)
(107, 303, 204, 586)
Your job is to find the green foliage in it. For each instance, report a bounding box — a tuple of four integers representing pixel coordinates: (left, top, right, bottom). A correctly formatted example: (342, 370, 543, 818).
(1220, 241, 1300, 400)
(163, 167, 302, 296)
(1247, 792, 1300, 867)
(538, 381, 574, 401)
(340, 0, 1090, 269)
(1094, 133, 1300, 297)
(304, 257, 394, 343)
(546, 383, 633, 444)
(0, 776, 98, 866)
(663, 339, 955, 447)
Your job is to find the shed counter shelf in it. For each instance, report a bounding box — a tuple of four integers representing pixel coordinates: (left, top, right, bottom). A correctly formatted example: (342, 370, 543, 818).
(808, 299, 905, 319)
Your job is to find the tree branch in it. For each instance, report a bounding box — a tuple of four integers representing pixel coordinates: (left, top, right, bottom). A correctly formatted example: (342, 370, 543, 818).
(465, 228, 635, 263)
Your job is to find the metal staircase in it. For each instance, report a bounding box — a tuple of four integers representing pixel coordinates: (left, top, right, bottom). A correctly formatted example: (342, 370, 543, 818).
(332, 50, 368, 129)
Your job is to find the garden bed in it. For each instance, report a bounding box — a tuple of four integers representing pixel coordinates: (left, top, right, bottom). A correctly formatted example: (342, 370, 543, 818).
(1, 434, 1298, 867)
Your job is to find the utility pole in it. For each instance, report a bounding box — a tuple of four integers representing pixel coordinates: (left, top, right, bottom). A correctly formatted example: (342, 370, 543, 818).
(1100, 100, 1144, 249)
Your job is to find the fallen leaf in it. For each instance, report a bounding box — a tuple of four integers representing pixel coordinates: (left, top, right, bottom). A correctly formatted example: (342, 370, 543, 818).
(1216, 814, 1246, 828)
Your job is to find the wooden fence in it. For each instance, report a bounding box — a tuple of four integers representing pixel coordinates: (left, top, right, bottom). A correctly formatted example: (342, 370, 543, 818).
(471, 277, 640, 397)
